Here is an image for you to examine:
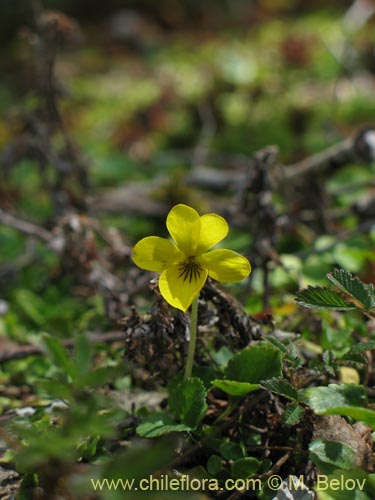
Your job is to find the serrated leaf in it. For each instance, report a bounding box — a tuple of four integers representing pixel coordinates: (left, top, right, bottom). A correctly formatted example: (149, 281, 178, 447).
(295, 286, 355, 310)
(168, 377, 207, 429)
(260, 378, 299, 401)
(309, 439, 359, 474)
(136, 414, 191, 437)
(328, 268, 374, 311)
(211, 380, 260, 396)
(283, 402, 304, 426)
(226, 344, 283, 383)
(344, 342, 375, 356)
(265, 336, 302, 367)
(264, 336, 289, 355)
(341, 342, 375, 365)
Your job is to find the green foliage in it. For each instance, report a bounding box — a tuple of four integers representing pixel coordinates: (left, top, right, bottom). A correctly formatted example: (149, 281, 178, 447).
(231, 457, 260, 479)
(13, 289, 46, 328)
(305, 384, 375, 430)
(338, 341, 375, 366)
(42, 334, 121, 395)
(327, 268, 375, 311)
(296, 268, 375, 314)
(309, 440, 358, 474)
(225, 344, 283, 383)
(295, 286, 355, 311)
(136, 414, 191, 438)
(315, 469, 375, 500)
(260, 378, 300, 401)
(3, 3, 375, 498)
(304, 384, 368, 412)
(211, 380, 260, 396)
(169, 377, 208, 429)
(207, 455, 223, 475)
(212, 343, 283, 396)
(282, 403, 304, 426)
(219, 440, 245, 460)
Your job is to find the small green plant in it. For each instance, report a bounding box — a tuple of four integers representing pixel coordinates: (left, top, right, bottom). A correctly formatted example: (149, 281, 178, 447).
(295, 268, 375, 319)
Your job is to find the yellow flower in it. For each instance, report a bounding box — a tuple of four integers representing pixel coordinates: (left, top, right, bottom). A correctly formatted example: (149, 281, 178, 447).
(132, 204, 251, 312)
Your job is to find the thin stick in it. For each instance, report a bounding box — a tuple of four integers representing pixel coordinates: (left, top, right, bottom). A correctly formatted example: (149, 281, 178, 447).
(0, 209, 52, 242)
(184, 295, 199, 380)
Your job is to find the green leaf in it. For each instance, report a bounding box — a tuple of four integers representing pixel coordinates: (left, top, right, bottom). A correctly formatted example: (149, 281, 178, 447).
(42, 334, 76, 380)
(323, 407, 375, 431)
(309, 439, 359, 474)
(231, 457, 260, 479)
(136, 414, 191, 438)
(168, 377, 207, 429)
(304, 384, 367, 412)
(206, 455, 223, 475)
(315, 469, 375, 500)
(38, 380, 72, 400)
(211, 380, 260, 396)
(14, 289, 46, 327)
(260, 378, 299, 401)
(76, 434, 101, 461)
(219, 440, 244, 460)
(264, 335, 289, 355)
(259, 458, 272, 474)
(327, 268, 375, 311)
(343, 342, 375, 357)
(225, 344, 283, 383)
(305, 384, 375, 429)
(295, 286, 355, 310)
(86, 366, 120, 387)
(18, 472, 38, 500)
(283, 402, 304, 426)
(73, 334, 93, 381)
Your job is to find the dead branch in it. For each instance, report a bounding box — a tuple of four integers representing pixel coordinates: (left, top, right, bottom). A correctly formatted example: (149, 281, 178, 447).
(0, 209, 52, 242)
(187, 127, 375, 190)
(192, 101, 216, 168)
(284, 127, 375, 179)
(90, 128, 375, 217)
(0, 210, 133, 319)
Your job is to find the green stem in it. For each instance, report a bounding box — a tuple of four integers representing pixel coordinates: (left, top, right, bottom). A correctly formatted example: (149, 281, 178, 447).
(184, 295, 199, 380)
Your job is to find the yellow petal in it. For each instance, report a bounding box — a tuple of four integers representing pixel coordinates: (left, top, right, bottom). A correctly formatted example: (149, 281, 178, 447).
(132, 236, 184, 272)
(158, 262, 208, 312)
(198, 249, 251, 283)
(166, 204, 201, 256)
(196, 213, 229, 254)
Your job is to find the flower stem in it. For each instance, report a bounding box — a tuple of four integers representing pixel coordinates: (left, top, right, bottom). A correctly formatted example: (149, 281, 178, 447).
(184, 295, 199, 380)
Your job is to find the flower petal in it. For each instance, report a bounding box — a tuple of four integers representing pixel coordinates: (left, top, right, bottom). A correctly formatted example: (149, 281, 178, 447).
(166, 204, 201, 256)
(158, 262, 208, 312)
(197, 213, 228, 254)
(132, 236, 184, 272)
(198, 249, 251, 283)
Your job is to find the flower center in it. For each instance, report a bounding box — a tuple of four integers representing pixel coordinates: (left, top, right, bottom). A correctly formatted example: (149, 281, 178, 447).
(178, 258, 203, 283)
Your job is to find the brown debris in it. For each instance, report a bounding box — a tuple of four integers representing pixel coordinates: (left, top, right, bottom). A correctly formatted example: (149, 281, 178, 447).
(313, 414, 375, 472)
